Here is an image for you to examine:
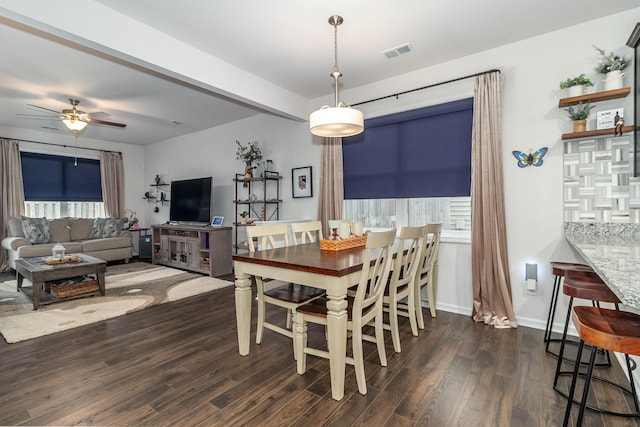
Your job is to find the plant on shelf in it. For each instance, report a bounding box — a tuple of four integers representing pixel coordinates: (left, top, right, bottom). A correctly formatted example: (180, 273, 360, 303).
(565, 101, 594, 133)
(565, 101, 594, 120)
(559, 74, 594, 89)
(235, 140, 263, 165)
(593, 45, 629, 74)
(239, 211, 249, 224)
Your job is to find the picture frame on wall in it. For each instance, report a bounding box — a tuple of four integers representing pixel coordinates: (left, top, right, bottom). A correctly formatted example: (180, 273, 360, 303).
(292, 166, 312, 198)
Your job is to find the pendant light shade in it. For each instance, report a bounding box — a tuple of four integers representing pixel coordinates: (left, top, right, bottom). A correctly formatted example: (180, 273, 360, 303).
(310, 105, 364, 137)
(310, 15, 364, 137)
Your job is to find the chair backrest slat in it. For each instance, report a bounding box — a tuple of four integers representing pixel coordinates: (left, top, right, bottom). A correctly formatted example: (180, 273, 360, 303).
(389, 225, 425, 292)
(290, 221, 323, 244)
(417, 223, 442, 285)
(245, 224, 289, 252)
(352, 229, 396, 328)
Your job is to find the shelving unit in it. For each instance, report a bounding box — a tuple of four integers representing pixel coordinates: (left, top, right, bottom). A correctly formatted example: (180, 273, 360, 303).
(151, 224, 232, 276)
(233, 172, 282, 253)
(559, 87, 633, 140)
(144, 183, 170, 208)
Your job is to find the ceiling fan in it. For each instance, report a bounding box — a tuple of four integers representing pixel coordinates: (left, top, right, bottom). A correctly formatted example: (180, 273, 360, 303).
(19, 98, 127, 133)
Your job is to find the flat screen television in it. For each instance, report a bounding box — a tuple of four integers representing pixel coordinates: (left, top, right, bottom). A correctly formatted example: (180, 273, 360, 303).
(169, 177, 213, 225)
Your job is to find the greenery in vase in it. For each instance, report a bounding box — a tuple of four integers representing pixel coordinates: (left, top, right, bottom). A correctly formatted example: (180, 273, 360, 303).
(559, 73, 594, 89)
(235, 140, 263, 164)
(239, 211, 249, 218)
(593, 45, 629, 74)
(565, 101, 594, 121)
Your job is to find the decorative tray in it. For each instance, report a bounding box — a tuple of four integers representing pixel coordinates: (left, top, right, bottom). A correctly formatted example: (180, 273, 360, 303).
(45, 255, 84, 265)
(320, 235, 367, 251)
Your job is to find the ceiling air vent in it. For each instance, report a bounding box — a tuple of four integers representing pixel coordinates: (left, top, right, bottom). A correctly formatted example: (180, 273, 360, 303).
(381, 43, 413, 59)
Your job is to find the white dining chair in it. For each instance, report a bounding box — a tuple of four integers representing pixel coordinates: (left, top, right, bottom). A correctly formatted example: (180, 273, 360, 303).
(245, 224, 324, 350)
(293, 228, 397, 395)
(382, 225, 425, 353)
(415, 223, 442, 325)
(290, 221, 323, 244)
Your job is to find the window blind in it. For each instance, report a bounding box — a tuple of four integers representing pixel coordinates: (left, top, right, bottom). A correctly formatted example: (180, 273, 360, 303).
(342, 98, 473, 199)
(21, 152, 103, 202)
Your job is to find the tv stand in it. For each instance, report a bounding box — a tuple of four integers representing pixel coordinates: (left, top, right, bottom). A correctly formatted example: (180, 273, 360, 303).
(151, 224, 232, 277)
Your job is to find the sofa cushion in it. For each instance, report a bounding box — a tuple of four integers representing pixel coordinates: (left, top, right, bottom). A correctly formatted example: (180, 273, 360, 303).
(7, 217, 24, 238)
(49, 218, 71, 243)
(81, 237, 131, 252)
(17, 241, 83, 259)
(68, 218, 95, 241)
(21, 216, 51, 244)
(89, 217, 127, 239)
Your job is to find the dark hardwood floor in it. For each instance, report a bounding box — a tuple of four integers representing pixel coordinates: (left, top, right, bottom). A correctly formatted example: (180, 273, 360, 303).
(0, 269, 637, 426)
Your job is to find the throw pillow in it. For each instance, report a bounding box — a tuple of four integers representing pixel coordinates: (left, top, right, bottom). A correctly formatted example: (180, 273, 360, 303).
(21, 216, 51, 244)
(90, 217, 127, 239)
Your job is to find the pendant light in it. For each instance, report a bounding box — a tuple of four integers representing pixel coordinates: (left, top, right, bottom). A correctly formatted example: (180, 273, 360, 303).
(309, 15, 364, 137)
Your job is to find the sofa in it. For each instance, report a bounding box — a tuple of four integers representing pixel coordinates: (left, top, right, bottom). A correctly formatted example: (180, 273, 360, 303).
(2, 216, 132, 270)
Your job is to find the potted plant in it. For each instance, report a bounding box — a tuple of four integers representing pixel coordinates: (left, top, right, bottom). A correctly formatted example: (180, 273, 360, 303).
(565, 101, 594, 133)
(593, 45, 629, 91)
(559, 73, 594, 97)
(239, 211, 249, 224)
(235, 140, 263, 166)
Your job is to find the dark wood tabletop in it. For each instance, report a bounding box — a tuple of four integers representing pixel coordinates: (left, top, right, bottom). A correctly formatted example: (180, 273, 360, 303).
(232, 242, 377, 277)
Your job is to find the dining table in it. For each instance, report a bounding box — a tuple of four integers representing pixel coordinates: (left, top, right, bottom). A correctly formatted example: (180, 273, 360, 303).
(233, 241, 377, 401)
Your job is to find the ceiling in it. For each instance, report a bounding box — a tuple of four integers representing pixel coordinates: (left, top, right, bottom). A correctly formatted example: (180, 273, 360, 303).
(0, 0, 638, 145)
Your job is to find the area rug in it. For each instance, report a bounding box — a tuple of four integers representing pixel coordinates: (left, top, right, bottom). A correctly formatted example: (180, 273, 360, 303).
(0, 262, 233, 343)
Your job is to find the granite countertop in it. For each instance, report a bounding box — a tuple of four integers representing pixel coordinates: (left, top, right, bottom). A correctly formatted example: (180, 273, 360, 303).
(564, 222, 640, 309)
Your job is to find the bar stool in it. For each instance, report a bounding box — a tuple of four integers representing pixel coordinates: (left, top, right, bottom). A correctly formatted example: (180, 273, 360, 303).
(546, 262, 593, 356)
(553, 274, 620, 401)
(563, 306, 640, 426)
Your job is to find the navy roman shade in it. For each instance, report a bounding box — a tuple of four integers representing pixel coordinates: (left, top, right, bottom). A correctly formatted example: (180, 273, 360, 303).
(342, 98, 473, 199)
(21, 152, 103, 202)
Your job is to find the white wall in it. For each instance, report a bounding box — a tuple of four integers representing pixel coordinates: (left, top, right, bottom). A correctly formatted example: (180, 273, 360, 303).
(0, 125, 146, 225)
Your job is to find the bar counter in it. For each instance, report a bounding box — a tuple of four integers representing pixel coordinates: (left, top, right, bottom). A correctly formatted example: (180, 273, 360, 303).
(564, 222, 640, 309)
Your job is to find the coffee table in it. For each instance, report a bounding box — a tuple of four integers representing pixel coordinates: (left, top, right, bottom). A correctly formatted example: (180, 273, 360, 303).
(15, 253, 106, 310)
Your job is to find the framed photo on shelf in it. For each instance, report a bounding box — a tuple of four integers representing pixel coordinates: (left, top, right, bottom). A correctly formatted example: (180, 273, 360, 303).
(211, 216, 224, 226)
(292, 166, 312, 198)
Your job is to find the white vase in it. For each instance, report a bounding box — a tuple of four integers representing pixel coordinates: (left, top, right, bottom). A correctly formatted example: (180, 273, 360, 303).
(603, 70, 625, 91)
(567, 85, 584, 97)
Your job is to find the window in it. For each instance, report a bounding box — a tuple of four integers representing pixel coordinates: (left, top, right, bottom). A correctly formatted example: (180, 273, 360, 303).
(344, 197, 470, 231)
(342, 99, 473, 231)
(21, 152, 104, 219)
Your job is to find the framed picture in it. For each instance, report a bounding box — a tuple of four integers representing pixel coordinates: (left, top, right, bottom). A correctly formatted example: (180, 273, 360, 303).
(211, 216, 224, 226)
(292, 166, 313, 198)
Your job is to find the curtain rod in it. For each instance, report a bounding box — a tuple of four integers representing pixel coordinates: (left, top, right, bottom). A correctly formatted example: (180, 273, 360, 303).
(3, 137, 122, 155)
(351, 68, 501, 107)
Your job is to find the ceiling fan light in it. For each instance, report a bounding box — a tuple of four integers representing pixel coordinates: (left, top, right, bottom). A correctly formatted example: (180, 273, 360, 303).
(62, 118, 88, 132)
(310, 106, 364, 137)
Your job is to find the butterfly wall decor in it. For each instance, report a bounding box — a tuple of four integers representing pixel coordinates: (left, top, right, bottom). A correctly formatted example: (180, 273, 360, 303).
(512, 147, 548, 168)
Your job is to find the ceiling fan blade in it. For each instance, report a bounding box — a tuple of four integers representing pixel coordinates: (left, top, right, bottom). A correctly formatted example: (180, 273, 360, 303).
(17, 113, 61, 118)
(89, 118, 127, 128)
(26, 104, 62, 114)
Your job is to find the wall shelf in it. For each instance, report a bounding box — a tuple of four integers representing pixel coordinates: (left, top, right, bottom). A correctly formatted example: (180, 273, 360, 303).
(559, 87, 632, 141)
(561, 125, 635, 140)
(558, 87, 631, 107)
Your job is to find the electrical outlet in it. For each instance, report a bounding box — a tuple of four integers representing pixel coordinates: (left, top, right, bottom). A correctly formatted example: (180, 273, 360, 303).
(522, 280, 537, 296)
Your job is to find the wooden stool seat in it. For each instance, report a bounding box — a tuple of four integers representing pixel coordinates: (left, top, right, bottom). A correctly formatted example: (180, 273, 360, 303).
(573, 307, 640, 356)
(563, 307, 640, 426)
(562, 277, 621, 304)
(545, 262, 595, 357)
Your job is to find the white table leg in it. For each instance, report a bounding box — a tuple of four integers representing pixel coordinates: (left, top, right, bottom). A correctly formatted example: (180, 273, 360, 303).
(326, 287, 348, 401)
(235, 266, 252, 356)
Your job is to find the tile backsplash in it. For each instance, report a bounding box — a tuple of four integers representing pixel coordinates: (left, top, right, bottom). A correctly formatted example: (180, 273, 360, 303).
(564, 135, 640, 223)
